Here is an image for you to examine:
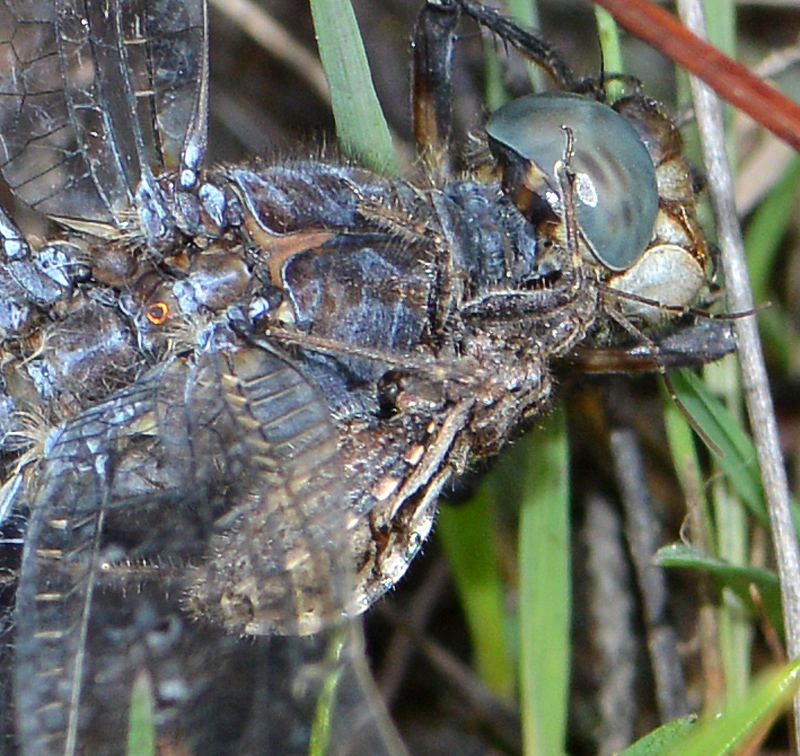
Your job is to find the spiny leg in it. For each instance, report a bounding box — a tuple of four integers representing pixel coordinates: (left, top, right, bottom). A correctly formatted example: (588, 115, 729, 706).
(412, 0, 583, 170)
(444, 0, 580, 89)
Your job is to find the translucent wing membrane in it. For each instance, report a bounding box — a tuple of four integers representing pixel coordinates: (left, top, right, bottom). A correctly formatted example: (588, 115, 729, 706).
(10, 343, 405, 755)
(0, 0, 207, 238)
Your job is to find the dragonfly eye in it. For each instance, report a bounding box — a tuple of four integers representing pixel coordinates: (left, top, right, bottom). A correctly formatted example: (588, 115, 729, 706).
(485, 92, 659, 272)
(146, 301, 170, 325)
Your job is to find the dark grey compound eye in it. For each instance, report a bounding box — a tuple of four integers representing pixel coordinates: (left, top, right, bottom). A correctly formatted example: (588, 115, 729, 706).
(485, 92, 659, 272)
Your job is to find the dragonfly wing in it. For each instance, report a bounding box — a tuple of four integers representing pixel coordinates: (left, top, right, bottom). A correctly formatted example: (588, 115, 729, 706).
(12, 339, 405, 755)
(0, 0, 207, 237)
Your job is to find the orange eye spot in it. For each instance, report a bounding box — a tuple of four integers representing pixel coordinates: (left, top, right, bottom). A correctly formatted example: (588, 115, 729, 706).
(146, 301, 169, 325)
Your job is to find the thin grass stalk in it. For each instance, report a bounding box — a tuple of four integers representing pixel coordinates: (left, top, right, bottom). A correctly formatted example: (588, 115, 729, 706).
(698, 0, 753, 706)
(308, 0, 399, 174)
(675, 0, 800, 750)
(518, 408, 571, 756)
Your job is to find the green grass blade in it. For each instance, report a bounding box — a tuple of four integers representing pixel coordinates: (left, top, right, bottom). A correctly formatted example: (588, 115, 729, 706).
(309, 0, 399, 174)
(663, 659, 800, 756)
(616, 716, 697, 756)
(506, 0, 545, 91)
(438, 487, 515, 701)
(308, 632, 346, 756)
(669, 369, 768, 525)
(657, 543, 783, 635)
(743, 156, 800, 370)
(594, 6, 625, 101)
(663, 376, 714, 544)
(620, 659, 800, 756)
(672, 368, 800, 534)
(705, 356, 754, 703)
(744, 156, 800, 304)
(518, 409, 570, 756)
(127, 672, 156, 756)
(484, 0, 543, 109)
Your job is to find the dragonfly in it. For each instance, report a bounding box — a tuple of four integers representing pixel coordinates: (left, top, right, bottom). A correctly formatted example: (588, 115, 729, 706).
(0, 0, 734, 754)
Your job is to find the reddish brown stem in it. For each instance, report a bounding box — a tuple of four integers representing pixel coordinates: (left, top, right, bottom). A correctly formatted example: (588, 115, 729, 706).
(588, 0, 800, 153)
